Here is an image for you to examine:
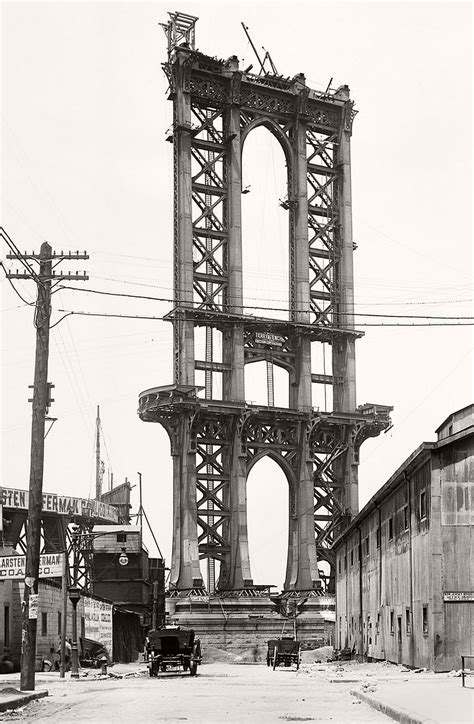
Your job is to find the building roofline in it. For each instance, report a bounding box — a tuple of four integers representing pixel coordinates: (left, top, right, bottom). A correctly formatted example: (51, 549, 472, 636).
(333, 425, 473, 547)
(435, 403, 474, 434)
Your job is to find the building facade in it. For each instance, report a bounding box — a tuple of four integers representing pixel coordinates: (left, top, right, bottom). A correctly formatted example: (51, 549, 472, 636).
(334, 405, 473, 671)
(0, 577, 113, 671)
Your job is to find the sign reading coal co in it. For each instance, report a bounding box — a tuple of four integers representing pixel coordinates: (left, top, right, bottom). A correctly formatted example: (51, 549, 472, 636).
(0, 553, 64, 580)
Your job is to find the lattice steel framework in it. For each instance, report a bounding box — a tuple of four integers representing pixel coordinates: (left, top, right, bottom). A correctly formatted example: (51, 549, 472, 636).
(139, 13, 391, 593)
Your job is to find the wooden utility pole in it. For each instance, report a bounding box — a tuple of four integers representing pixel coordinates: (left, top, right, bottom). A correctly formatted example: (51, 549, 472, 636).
(4, 233, 88, 690)
(20, 241, 51, 691)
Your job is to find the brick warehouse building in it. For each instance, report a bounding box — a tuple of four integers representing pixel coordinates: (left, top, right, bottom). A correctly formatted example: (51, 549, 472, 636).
(334, 404, 473, 671)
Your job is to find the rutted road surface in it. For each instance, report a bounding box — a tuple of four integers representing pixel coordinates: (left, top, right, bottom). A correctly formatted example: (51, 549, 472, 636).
(0, 663, 390, 723)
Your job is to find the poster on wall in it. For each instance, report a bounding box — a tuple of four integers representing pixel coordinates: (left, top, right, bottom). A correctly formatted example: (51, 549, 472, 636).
(83, 597, 113, 657)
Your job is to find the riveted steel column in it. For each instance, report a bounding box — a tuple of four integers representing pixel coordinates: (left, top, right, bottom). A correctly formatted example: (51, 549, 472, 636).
(220, 65, 253, 591)
(174, 48, 195, 386)
(285, 422, 320, 590)
(223, 65, 245, 402)
(169, 416, 204, 590)
(169, 49, 203, 589)
(333, 90, 358, 517)
(285, 81, 320, 590)
(289, 82, 312, 413)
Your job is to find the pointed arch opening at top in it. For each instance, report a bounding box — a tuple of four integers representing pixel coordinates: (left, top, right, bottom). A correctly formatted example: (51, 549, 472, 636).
(241, 120, 291, 322)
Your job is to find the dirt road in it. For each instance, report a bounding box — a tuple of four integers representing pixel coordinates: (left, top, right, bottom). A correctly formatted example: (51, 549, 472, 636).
(0, 662, 390, 723)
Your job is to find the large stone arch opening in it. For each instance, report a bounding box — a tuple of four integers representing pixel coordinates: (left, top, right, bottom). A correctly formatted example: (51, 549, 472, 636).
(246, 454, 290, 591)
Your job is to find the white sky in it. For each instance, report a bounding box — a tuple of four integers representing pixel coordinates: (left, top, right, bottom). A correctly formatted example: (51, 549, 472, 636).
(1, 1, 472, 590)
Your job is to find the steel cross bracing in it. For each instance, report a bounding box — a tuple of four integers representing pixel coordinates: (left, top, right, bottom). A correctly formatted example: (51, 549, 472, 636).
(143, 15, 392, 594)
(1, 513, 95, 592)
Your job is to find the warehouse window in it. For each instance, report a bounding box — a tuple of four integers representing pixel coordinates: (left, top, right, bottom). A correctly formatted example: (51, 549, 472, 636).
(338, 558, 341, 574)
(343, 554, 347, 571)
(376, 527, 381, 549)
(350, 549, 354, 567)
(403, 506, 409, 530)
(117, 532, 127, 543)
(41, 612, 47, 636)
(388, 517, 394, 540)
(406, 608, 411, 634)
(390, 610, 394, 634)
(420, 490, 427, 520)
(376, 612, 381, 636)
(365, 537, 370, 556)
(422, 605, 429, 635)
(57, 611, 61, 636)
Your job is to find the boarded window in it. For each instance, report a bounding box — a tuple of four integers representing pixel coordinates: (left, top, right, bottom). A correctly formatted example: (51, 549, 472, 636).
(442, 481, 474, 525)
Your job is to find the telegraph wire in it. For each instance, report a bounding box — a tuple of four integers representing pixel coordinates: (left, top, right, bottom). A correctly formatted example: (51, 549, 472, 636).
(0, 227, 44, 285)
(55, 308, 474, 328)
(62, 278, 473, 308)
(56, 285, 474, 321)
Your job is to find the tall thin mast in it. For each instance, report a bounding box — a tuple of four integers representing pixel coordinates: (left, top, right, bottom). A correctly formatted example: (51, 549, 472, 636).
(95, 405, 101, 500)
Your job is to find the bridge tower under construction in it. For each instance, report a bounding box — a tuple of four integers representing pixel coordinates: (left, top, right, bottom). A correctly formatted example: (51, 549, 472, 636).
(138, 11, 392, 597)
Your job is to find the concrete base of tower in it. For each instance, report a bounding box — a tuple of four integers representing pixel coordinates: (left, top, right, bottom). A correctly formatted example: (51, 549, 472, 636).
(165, 592, 335, 658)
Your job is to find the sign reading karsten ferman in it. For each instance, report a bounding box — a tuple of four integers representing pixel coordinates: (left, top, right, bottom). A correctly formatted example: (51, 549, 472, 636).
(0, 553, 64, 580)
(0, 486, 118, 523)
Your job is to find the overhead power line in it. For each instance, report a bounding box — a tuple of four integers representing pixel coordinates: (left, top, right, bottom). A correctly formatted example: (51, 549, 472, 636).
(57, 285, 474, 321)
(56, 308, 474, 328)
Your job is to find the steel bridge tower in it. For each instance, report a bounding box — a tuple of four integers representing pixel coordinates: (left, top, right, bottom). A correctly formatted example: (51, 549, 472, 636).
(138, 12, 392, 595)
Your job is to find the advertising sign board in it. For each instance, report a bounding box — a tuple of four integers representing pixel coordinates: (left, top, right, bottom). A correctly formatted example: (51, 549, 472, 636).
(255, 332, 286, 348)
(0, 487, 118, 523)
(0, 553, 64, 580)
(83, 597, 113, 656)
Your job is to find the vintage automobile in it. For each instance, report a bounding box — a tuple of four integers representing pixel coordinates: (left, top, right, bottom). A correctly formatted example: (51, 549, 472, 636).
(145, 626, 202, 676)
(267, 637, 301, 670)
